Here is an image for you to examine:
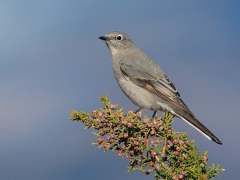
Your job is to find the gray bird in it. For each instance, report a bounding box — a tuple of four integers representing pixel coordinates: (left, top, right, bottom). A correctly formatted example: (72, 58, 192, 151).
(99, 31, 222, 145)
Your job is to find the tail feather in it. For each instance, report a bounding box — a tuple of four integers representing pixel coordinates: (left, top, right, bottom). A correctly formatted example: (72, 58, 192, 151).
(175, 113, 222, 145)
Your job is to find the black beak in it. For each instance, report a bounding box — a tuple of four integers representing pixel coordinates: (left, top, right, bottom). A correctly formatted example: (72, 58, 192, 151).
(99, 36, 109, 41)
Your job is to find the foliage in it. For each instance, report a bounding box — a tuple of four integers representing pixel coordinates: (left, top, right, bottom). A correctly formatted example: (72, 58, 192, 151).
(70, 95, 224, 180)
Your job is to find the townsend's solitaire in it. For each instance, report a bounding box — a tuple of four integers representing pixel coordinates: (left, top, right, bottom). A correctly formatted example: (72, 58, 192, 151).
(99, 31, 222, 144)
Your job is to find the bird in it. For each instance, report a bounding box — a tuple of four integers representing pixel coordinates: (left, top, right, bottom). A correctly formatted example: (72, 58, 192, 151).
(99, 31, 222, 145)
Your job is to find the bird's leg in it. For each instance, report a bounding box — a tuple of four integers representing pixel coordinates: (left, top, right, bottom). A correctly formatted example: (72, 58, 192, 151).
(151, 111, 157, 120)
(134, 107, 142, 114)
(124, 108, 142, 117)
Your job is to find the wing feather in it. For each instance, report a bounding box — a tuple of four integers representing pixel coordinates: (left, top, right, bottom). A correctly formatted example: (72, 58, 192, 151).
(120, 62, 194, 116)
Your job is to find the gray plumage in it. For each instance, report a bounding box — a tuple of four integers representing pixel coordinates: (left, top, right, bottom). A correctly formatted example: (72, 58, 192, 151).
(99, 31, 222, 145)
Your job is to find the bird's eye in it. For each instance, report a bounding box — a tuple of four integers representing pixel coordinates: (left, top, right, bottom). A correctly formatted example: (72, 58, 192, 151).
(116, 35, 123, 41)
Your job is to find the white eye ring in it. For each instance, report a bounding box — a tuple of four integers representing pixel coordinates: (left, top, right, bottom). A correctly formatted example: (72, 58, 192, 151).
(116, 35, 123, 41)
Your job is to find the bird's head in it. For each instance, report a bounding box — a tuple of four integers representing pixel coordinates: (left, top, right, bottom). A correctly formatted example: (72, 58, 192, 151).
(99, 32, 133, 52)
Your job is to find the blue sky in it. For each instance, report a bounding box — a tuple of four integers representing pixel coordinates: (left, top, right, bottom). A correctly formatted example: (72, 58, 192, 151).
(0, 1, 239, 179)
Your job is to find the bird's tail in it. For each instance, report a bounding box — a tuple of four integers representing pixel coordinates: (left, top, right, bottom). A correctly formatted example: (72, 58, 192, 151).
(175, 112, 222, 145)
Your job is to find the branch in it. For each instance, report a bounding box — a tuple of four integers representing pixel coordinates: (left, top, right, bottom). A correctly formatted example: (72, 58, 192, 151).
(70, 95, 224, 180)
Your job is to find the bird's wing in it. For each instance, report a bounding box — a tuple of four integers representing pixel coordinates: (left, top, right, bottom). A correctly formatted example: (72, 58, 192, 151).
(120, 61, 194, 116)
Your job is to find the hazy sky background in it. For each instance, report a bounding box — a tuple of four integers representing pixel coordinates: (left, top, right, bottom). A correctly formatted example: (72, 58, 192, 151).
(1, 1, 239, 179)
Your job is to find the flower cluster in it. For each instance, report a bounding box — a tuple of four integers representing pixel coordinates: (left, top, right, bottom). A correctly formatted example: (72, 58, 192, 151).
(70, 95, 224, 179)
